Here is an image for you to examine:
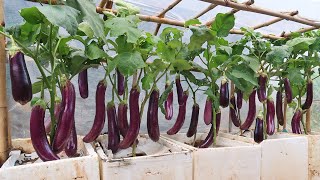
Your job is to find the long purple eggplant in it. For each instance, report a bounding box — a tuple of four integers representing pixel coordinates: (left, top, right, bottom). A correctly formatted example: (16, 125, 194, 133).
(302, 79, 313, 110)
(118, 101, 129, 137)
(219, 78, 229, 108)
(254, 112, 264, 143)
(240, 90, 256, 130)
(186, 103, 199, 137)
(167, 91, 189, 135)
(199, 124, 214, 148)
(118, 87, 141, 149)
(9, 51, 32, 105)
(230, 96, 240, 127)
(266, 99, 275, 135)
(83, 80, 107, 143)
(78, 69, 88, 99)
(65, 118, 77, 157)
(204, 97, 212, 125)
(147, 89, 160, 141)
(176, 75, 184, 105)
(284, 78, 293, 103)
(216, 109, 221, 134)
(236, 89, 243, 109)
(276, 91, 284, 126)
(165, 83, 173, 120)
(107, 102, 120, 153)
(117, 69, 125, 96)
(52, 80, 76, 153)
(291, 109, 302, 134)
(257, 73, 267, 102)
(30, 100, 59, 161)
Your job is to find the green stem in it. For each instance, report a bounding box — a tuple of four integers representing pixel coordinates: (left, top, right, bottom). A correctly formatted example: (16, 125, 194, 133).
(49, 76, 56, 145)
(108, 74, 122, 102)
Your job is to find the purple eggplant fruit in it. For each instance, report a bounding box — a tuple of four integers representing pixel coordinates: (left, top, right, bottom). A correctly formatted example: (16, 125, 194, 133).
(107, 102, 120, 153)
(276, 91, 284, 126)
(9, 51, 32, 105)
(302, 79, 313, 110)
(167, 91, 188, 135)
(165, 83, 174, 120)
(78, 69, 88, 99)
(254, 112, 264, 143)
(186, 103, 199, 137)
(83, 80, 107, 143)
(118, 87, 141, 149)
(230, 96, 240, 127)
(147, 89, 160, 141)
(65, 118, 77, 157)
(284, 78, 293, 103)
(219, 78, 229, 108)
(118, 101, 129, 138)
(240, 90, 256, 130)
(204, 97, 212, 125)
(30, 100, 59, 161)
(266, 98, 275, 135)
(117, 69, 125, 96)
(52, 80, 76, 153)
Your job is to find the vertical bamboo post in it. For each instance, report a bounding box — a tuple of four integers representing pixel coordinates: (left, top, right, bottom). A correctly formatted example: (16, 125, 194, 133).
(0, 0, 10, 166)
(306, 108, 311, 133)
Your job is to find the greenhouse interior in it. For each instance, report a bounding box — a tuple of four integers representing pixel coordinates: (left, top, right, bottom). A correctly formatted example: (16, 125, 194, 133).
(0, 0, 320, 179)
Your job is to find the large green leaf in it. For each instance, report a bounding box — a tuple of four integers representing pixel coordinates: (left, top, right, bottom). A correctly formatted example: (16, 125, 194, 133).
(188, 25, 215, 51)
(66, 0, 105, 40)
(115, 51, 146, 76)
(286, 37, 316, 52)
(20, 6, 80, 35)
(105, 15, 142, 43)
(266, 45, 292, 66)
(85, 41, 108, 60)
(211, 13, 235, 37)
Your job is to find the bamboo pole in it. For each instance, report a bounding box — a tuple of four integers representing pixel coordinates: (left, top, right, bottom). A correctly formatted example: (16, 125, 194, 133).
(97, 8, 284, 39)
(306, 108, 311, 133)
(0, 0, 10, 166)
(282, 26, 318, 37)
(192, 4, 218, 19)
(99, 0, 108, 8)
(154, 0, 182, 35)
(205, 0, 254, 26)
(252, 11, 299, 30)
(200, 0, 320, 28)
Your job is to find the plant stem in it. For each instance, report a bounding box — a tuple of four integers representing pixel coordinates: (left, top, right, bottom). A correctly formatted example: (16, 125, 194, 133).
(108, 74, 122, 102)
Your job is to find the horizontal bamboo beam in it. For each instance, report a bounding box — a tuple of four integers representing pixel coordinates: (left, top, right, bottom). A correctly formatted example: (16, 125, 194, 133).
(200, 0, 320, 28)
(230, 29, 283, 39)
(253, 11, 299, 30)
(193, 4, 218, 19)
(282, 26, 318, 37)
(205, 0, 254, 26)
(97, 7, 284, 39)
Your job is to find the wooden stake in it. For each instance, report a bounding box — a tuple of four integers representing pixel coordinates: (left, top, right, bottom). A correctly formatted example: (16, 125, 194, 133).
(0, 0, 10, 166)
(200, 0, 320, 28)
(230, 29, 283, 39)
(99, 0, 108, 8)
(306, 108, 311, 133)
(252, 11, 299, 30)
